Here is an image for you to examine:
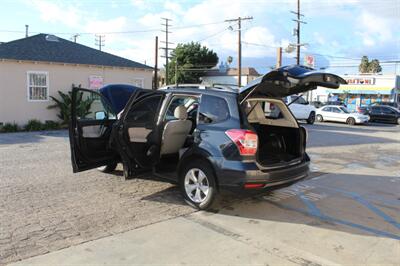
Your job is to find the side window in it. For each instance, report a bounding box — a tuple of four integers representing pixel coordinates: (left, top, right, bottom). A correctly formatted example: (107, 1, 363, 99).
(382, 108, 395, 114)
(76, 90, 116, 120)
(126, 95, 162, 127)
(199, 95, 229, 124)
(332, 107, 341, 113)
(371, 107, 381, 113)
(295, 96, 307, 104)
(322, 107, 331, 112)
(164, 96, 198, 121)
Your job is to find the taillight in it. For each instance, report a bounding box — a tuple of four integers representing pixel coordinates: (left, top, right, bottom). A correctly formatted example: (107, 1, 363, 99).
(225, 129, 258, 156)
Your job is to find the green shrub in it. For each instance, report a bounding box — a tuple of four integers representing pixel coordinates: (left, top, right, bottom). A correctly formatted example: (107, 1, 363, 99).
(0, 122, 19, 133)
(43, 120, 61, 130)
(25, 119, 44, 131)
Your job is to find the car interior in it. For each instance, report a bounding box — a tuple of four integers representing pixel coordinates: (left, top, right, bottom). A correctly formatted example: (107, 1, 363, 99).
(244, 98, 305, 167)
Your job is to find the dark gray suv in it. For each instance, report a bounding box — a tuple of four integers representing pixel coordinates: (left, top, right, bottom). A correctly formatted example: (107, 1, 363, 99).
(69, 65, 346, 209)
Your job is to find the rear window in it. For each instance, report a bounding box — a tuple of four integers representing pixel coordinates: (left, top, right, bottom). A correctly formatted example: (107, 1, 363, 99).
(199, 95, 229, 124)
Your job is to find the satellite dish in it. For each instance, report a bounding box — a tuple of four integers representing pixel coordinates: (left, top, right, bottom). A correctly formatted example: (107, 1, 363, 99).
(284, 45, 295, 53)
(45, 35, 59, 42)
(227, 56, 233, 64)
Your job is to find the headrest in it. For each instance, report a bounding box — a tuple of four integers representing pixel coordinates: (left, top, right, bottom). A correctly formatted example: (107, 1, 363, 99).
(174, 106, 188, 120)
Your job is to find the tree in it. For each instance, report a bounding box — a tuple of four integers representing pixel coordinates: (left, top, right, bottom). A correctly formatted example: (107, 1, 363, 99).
(368, 59, 382, 73)
(167, 42, 218, 84)
(47, 86, 94, 126)
(359, 56, 382, 74)
(359, 56, 369, 73)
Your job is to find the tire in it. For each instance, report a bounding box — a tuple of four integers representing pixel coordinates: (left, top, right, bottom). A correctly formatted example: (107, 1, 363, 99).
(179, 160, 217, 210)
(97, 162, 117, 173)
(306, 112, 316, 124)
(397, 118, 400, 125)
(122, 162, 134, 180)
(316, 114, 323, 122)
(346, 117, 356, 125)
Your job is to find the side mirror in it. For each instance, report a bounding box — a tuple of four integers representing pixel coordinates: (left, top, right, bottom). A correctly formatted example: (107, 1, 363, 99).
(95, 111, 106, 120)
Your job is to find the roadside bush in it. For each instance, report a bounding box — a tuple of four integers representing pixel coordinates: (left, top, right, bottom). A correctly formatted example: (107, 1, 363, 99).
(24, 119, 44, 131)
(0, 122, 19, 133)
(43, 120, 61, 130)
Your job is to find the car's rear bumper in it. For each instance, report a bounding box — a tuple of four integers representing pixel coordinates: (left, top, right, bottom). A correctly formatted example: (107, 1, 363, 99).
(214, 156, 310, 193)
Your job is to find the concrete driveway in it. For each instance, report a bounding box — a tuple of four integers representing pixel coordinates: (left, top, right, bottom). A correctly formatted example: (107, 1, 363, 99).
(1, 122, 400, 265)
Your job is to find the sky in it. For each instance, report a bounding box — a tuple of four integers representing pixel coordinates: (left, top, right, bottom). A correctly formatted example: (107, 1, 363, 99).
(1, 0, 399, 75)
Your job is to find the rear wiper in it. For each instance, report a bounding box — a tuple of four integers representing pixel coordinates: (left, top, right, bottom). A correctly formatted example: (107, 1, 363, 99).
(287, 94, 303, 106)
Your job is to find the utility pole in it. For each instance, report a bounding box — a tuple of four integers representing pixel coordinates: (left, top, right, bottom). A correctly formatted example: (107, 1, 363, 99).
(25, 25, 29, 38)
(276, 47, 282, 68)
(160, 18, 173, 84)
(225, 16, 253, 87)
(154, 36, 158, 90)
(291, 0, 306, 65)
(95, 35, 105, 51)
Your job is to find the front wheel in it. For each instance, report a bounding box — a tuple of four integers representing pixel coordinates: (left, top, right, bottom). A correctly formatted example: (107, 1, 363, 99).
(346, 117, 356, 125)
(307, 112, 315, 124)
(97, 162, 117, 173)
(179, 160, 217, 210)
(316, 114, 323, 122)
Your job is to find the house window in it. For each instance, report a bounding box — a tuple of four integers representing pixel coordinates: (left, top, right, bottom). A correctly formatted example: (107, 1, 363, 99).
(132, 78, 144, 88)
(27, 72, 49, 101)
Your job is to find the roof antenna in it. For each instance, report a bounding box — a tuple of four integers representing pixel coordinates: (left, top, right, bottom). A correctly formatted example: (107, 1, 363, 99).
(25, 25, 29, 38)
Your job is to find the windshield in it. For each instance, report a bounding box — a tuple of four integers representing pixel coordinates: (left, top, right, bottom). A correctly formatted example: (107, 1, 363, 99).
(339, 107, 350, 113)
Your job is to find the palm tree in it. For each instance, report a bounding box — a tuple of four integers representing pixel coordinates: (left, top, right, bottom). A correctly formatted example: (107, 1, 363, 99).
(47, 87, 94, 126)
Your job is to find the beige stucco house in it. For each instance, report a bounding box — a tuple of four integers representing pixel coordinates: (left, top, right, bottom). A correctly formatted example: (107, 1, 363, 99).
(0, 34, 153, 126)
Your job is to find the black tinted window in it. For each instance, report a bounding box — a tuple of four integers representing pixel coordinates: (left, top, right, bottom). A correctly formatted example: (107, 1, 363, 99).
(382, 107, 395, 114)
(126, 95, 162, 126)
(332, 107, 341, 113)
(371, 106, 381, 113)
(199, 95, 229, 124)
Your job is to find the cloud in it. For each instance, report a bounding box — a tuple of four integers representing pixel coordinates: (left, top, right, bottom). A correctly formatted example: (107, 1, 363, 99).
(29, 0, 83, 28)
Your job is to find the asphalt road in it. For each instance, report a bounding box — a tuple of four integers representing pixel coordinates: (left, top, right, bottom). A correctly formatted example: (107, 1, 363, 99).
(1, 121, 400, 265)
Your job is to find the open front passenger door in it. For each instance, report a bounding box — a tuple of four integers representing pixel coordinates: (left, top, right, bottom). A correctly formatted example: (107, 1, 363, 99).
(69, 88, 118, 172)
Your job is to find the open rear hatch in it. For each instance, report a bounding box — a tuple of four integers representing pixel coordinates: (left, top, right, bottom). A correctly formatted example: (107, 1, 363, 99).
(239, 65, 346, 102)
(240, 65, 346, 168)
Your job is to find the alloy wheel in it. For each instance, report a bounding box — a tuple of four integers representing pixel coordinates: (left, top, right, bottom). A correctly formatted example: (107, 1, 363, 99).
(184, 168, 210, 203)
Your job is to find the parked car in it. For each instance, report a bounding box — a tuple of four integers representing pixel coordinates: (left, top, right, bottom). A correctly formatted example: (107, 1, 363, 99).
(316, 105, 369, 125)
(367, 106, 400, 124)
(68, 65, 346, 210)
(283, 95, 316, 124)
(371, 102, 400, 110)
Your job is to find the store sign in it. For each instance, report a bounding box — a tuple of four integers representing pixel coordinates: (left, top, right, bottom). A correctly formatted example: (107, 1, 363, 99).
(89, 75, 103, 89)
(344, 77, 375, 85)
(304, 55, 315, 68)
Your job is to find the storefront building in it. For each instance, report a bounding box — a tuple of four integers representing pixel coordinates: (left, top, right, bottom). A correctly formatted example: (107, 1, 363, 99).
(312, 74, 400, 111)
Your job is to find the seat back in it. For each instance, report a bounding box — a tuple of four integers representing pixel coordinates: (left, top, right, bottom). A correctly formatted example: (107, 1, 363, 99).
(160, 106, 192, 155)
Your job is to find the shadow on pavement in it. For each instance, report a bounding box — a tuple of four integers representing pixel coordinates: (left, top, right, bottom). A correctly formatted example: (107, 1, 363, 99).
(143, 172, 400, 241)
(0, 130, 68, 145)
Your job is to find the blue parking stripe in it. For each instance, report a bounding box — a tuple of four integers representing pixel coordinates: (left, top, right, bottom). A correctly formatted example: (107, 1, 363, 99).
(269, 194, 400, 240)
(308, 184, 400, 231)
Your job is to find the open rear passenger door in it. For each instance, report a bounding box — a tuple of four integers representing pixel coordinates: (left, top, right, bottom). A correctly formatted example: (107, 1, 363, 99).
(69, 88, 118, 172)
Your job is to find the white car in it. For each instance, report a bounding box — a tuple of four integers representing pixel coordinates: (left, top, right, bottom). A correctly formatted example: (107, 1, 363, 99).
(284, 95, 316, 124)
(316, 105, 369, 125)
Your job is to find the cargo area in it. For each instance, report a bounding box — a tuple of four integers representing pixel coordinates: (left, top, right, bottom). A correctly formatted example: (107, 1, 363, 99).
(243, 98, 304, 167)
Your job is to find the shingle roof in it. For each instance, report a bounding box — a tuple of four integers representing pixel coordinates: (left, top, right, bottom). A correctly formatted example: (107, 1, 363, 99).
(0, 34, 152, 69)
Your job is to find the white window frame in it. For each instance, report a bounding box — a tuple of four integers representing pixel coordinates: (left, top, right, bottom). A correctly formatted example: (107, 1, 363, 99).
(132, 77, 144, 88)
(27, 71, 49, 102)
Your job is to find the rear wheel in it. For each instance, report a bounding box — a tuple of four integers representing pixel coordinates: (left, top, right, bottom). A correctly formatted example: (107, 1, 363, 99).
(316, 114, 323, 122)
(306, 112, 315, 124)
(97, 162, 117, 173)
(179, 160, 217, 210)
(346, 117, 356, 125)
